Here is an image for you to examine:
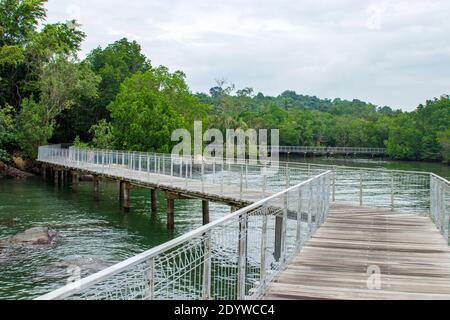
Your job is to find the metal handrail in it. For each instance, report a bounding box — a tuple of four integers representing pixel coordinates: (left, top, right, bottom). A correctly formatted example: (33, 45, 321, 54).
(271, 146, 386, 154)
(38, 145, 438, 176)
(36, 171, 332, 300)
(37, 145, 443, 213)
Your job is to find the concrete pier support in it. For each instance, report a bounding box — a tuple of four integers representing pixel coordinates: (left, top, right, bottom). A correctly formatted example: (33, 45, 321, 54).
(62, 170, 67, 186)
(71, 172, 78, 192)
(93, 175, 100, 198)
(167, 198, 175, 230)
(54, 169, 59, 186)
(119, 181, 125, 202)
(151, 189, 158, 214)
(202, 200, 209, 225)
(42, 165, 46, 180)
(274, 216, 283, 261)
(122, 182, 130, 210)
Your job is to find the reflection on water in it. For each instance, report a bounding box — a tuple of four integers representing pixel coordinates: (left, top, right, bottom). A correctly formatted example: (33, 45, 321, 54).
(281, 154, 449, 178)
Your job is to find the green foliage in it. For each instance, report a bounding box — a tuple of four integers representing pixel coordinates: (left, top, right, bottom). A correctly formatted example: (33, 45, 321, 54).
(15, 98, 52, 158)
(437, 129, 450, 164)
(0, 44, 24, 65)
(53, 38, 151, 143)
(0, 0, 86, 109)
(89, 119, 115, 149)
(0, 148, 10, 162)
(0, 104, 16, 159)
(73, 135, 89, 148)
(40, 57, 100, 119)
(86, 38, 151, 111)
(385, 97, 450, 161)
(108, 67, 208, 152)
(0, 0, 47, 46)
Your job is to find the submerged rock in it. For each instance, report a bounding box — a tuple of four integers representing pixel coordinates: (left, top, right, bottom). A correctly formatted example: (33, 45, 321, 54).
(3, 165, 34, 180)
(8, 227, 57, 245)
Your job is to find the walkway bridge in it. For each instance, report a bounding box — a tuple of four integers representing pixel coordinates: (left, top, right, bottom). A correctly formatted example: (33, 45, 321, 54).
(271, 146, 386, 156)
(35, 145, 449, 300)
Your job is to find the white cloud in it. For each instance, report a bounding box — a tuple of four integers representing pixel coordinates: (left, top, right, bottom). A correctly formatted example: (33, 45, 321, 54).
(44, 0, 450, 110)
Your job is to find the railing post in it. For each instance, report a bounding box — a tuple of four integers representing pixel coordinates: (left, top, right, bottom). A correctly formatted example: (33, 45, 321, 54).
(390, 174, 395, 211)
(202, 233, 211, 300)
(307, 180, 313, 238)
(162, 156, 165, 175)
(185, 158, 188, 188)
(237, 213, 248, 299)
(240, 165, 243, 200)
(296, 188, 302, 247)
(245, 163, 248, 188)
(212, 158, 216, 184)
(262, 169, 267, 196)
(332, 166, 336, 202)
(180, 157, 183, 178)
(260, 214, 268, 286)
(220, 163, 224, 192)
(147, 258, 154, 300)
(286, 164, 290, 188)
(359, 170, 363, 206)
(201, 158, 205, 193)
(281, 187, 289, 261)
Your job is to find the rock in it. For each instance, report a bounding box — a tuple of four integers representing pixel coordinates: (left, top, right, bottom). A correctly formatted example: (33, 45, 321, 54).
(31, 167, 41, 174)
(4, 165, 34, 179)
(12, 156, 26, 171)
(79, 174, 94, 181)
(0, 160, 5, 172)
(9, 227, 57, 245)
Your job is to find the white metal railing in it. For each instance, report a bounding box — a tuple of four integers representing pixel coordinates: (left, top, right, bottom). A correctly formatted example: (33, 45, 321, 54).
(37, 145, 326, 201)
(36, 171, 331, 300)
(271, 146, 386, 154)
(38, 145, 440, 213)
(430, 174, 450, 241)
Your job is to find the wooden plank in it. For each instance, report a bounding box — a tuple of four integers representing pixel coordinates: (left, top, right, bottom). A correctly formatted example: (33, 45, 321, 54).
(264, 204, 450, 300)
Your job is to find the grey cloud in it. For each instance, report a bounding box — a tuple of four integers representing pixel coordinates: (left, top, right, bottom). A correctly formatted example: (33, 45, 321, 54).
(44, 0, 450, 110)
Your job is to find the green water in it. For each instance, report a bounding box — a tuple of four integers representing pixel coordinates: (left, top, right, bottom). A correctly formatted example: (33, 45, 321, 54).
(282, 155, 450, 179)
(0, 158, 448, 299)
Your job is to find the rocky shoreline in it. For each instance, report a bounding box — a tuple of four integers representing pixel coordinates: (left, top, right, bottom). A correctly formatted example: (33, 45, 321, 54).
(0, 156, 38, 180)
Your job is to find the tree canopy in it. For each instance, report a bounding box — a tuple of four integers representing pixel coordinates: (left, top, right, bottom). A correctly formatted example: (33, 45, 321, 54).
(0, 1, 448, 164)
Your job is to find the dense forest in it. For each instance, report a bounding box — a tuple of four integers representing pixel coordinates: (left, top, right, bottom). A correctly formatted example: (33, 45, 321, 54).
(0, 0, 449, 164)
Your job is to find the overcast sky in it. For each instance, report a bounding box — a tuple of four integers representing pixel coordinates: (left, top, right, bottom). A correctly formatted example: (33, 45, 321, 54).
(44, 0, 450, 110)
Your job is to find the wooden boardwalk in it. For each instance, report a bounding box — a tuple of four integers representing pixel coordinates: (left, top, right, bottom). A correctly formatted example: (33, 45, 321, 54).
(265, 203, 450, 300)
(41, 158, 269, 207)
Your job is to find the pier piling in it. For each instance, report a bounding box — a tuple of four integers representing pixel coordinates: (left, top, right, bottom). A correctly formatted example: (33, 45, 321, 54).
(202, 200, 209, 225)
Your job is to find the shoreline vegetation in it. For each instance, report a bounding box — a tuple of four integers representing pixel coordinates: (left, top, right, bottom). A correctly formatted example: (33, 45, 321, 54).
(0, 0, 449, 174)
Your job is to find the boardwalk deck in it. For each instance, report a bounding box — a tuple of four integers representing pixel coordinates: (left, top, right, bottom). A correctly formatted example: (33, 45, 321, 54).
(264, 203, 450, 300)
(41, 158, 270, 207)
